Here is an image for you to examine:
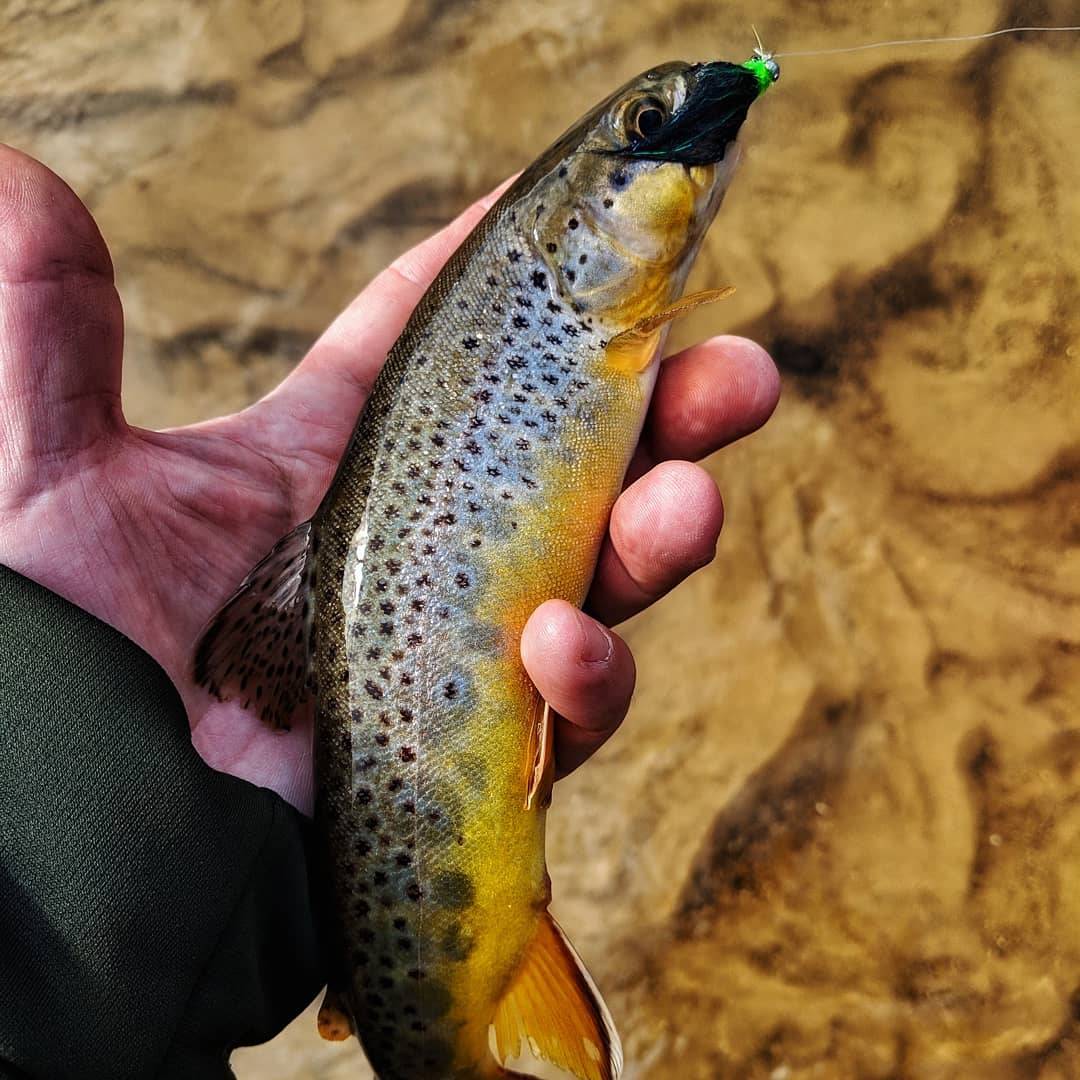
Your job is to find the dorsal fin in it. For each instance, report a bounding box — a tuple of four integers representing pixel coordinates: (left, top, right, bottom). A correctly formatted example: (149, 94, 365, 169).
(605, 286, 735, 374)
(492, 911, 622, 1080)
(192, 521, 315, 731)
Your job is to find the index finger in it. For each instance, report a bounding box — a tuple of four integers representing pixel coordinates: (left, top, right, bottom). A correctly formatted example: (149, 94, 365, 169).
(644, 335, 780, 464)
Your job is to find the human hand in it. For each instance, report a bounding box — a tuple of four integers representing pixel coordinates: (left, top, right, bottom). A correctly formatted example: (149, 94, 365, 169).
(0, 147, 778, 814)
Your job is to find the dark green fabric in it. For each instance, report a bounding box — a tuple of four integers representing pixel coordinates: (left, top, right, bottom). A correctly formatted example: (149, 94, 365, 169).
(0, 566, 325, 1079)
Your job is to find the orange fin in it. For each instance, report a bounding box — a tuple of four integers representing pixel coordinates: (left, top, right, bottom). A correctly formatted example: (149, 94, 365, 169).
(524, 698, 555, 811)
(192, 521, 315, 731)
(605, 286, 735, 374)
(317, 985, 354, 1041)
(492, 911, 622, 1080)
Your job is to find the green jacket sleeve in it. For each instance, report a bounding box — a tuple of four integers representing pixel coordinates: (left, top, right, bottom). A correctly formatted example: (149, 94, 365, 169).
(0, 565, 325, 1079)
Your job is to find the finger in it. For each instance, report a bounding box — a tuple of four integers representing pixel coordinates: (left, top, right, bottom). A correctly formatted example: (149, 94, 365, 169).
(586, 459, 724, 627)
(0, 144, 124, 467)
(645, 335, 779, 463)
(229, 176, 517, 491)
(521, 600, 636, 778)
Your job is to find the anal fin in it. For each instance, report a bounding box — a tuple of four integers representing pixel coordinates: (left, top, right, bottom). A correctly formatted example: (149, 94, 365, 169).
(492, 912, 622, 1080)
(605, 286, 735, 374)
(192, 521, 315, 731)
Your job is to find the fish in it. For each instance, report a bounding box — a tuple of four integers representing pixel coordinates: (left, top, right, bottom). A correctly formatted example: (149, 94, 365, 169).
(194, 53, 776, 1080)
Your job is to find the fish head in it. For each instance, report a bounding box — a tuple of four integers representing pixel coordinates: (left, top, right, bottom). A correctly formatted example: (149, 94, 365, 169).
(515, 59, 772, 329)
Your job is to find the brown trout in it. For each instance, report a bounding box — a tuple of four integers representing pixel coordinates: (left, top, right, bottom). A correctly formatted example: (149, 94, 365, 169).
(195, 54, 777, 1080)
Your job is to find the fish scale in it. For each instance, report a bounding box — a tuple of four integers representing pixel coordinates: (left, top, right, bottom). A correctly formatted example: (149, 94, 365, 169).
(194, 55, 774, 1080)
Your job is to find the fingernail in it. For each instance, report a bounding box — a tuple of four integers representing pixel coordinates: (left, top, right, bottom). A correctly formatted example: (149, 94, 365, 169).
(578, 612, 613, 665)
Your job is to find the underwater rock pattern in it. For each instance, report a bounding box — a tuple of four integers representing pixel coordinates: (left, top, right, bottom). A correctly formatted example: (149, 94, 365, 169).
(5, 1, 1077, 1076)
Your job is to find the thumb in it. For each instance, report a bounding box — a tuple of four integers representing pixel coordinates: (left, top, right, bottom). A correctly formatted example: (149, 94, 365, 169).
(0, 145, 124, 480)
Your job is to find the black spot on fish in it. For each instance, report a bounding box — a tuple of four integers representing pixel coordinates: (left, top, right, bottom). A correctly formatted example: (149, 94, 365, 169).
(546, 242, 557, 253)
(442, 922, 474, 961)
(432, 870, 474, 908)
(462, 336, 479, 350)
(356, 787, 373, 805)
(568, 217, 579, 229)
(406, 883, 422, 902)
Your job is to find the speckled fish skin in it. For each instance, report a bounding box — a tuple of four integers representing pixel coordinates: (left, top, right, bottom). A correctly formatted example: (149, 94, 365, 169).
(307, 60, 755, 1080)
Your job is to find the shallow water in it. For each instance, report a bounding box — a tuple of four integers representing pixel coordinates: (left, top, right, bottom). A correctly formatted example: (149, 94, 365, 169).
(6, 0, 1078, 1076)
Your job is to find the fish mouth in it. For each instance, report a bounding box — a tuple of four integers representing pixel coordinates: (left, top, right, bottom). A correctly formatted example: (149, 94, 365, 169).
(616, 60, 762, 166)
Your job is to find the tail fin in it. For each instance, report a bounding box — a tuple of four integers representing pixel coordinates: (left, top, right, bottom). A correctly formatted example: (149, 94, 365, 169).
(492, 911, 622, 1080)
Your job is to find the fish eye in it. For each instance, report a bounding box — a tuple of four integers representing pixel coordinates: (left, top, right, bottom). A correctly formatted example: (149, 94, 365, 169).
(628, 96, 668, 140)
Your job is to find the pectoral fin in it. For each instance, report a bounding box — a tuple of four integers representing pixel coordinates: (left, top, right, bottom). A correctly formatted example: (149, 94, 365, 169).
(492, 911, 622, 1080)
(192, 521, 315, 731)
(605, 286, 735, 374)
(524, 698, 555, 811)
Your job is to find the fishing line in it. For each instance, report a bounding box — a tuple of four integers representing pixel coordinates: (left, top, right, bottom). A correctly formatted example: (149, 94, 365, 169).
(766, 24, 1080, 61)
